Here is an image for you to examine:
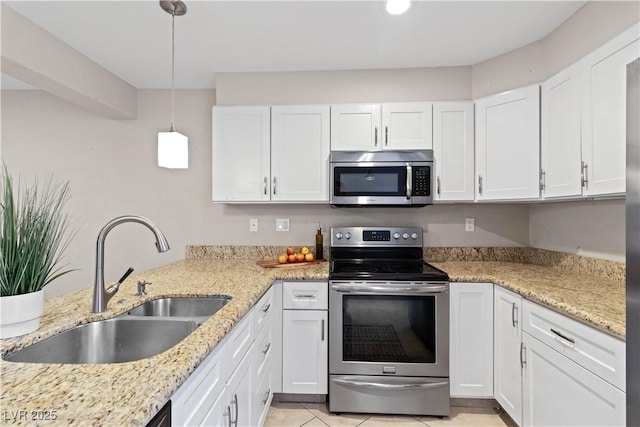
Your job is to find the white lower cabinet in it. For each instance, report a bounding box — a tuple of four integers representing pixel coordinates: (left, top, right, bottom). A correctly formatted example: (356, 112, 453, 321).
(449, 283, 493, 397)
(522, 332, 626, 427)
(493, 286, 523, 426)
(281, 281, 328, 394)
(226, 349, 254, 427)
(170, 286, 279, 427)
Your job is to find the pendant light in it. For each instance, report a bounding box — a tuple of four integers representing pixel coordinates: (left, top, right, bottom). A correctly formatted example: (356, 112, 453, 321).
(158, 1, 188, 169)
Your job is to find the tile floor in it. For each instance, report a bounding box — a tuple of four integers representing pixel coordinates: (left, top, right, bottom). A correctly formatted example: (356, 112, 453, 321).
(264, 402, 509, 427)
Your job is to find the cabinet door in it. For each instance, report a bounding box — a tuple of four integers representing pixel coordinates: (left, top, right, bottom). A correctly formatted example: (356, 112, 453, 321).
(382, 102, 433, 150)
(582, 26, 640, 196)
(541, 63, 584, 199)
(449, 283, 493, 397)
(433, 103, 475, 201)
(227, 350, 253, 427)
(330, 104, 381, 151)
(200, 388, 230, 427)
(522, 333, 626, 427)
(475, 85, 540, 200)
(271, 105, 330, 201)
(212, 106, 271, 202)
(494, 286, 523, 426)
(282, 309, 328, 394)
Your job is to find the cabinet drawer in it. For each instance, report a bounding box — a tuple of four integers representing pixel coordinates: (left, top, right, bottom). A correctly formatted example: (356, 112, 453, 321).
(252, 364, 273, 427)
(226, 308, 255, 377)
(253, 317, 274, 380)
(254, 287, 274, 336)
(171, 341, 226, 427)
(522, 300, 625, 391)
(283, 281, 328, 310)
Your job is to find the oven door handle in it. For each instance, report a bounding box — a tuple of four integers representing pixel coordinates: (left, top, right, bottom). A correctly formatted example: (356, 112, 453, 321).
(332, 378, 449, 390)
(330, 283, 448, 294)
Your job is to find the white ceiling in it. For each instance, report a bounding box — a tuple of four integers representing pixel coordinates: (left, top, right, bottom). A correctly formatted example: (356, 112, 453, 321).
(1, 0, 586, 90)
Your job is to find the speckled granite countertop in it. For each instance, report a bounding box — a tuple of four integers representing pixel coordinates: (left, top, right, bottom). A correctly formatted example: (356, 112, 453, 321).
(0, 249, 625, 426)
(0, 259, 328, 427)
(431, 261, 625, 338)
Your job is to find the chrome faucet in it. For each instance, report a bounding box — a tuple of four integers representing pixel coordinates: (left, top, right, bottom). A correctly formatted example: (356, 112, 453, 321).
(92, 215, 170, 313)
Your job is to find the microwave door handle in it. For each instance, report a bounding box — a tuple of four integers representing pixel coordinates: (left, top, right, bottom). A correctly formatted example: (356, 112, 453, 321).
(406, 164, 412, 199)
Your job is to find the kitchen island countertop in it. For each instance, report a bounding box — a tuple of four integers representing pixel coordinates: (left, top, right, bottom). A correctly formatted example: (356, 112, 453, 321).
(0, 256, 625, 426)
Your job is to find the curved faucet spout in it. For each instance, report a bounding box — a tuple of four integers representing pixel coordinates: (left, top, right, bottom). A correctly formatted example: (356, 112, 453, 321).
(92, 215, 170, 313)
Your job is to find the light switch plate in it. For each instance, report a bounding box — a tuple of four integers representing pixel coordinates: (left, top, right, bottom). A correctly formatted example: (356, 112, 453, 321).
(249, 218, 259, 232)
(276, 218, 290, 232)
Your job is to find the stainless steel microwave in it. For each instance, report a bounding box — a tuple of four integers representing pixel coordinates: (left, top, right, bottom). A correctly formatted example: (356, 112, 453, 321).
(329, 150, 434, 207)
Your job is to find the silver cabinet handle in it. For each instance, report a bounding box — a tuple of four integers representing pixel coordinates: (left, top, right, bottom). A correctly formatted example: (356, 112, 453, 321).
(272, 177, 277, 195)
(226, 405, 232, 427)
(262, 342, 271, 355)
(478, 175, 483, 195)
(385, 125, 389, 146)
(261, 388, 271, 405)
(551, 328, 575, 344)
(294, 293, 317, 299)
(332, 378, 448, 390)
(406, 163, 412, 199)
(520, 342, 526, 368)
(230, 394, 239, 427)
(263, 177, 267, 195)
(581, 161, 589, 190)
(511, 303, 518, 328)
(374, 126, 378, 146)
(436, 176, 441, 196)
(321, 319, 325, 341)
(261, 303, 271, 313)
(540, 169, 546, 192)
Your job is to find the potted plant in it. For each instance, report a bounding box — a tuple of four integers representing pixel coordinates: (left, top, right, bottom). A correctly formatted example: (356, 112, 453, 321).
(0, 165, 75, 338)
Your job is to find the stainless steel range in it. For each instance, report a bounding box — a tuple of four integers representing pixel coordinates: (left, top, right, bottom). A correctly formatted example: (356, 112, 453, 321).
(328, 226, 450, 417)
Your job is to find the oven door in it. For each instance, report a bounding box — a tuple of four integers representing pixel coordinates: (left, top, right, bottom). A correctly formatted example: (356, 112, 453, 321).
(330, 162, 432, 206)
(329, 281, 449, 377)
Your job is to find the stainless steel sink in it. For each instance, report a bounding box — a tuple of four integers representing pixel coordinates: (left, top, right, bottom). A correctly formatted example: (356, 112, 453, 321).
(125, 296, 231, 318)
(3, 318, 200, 364)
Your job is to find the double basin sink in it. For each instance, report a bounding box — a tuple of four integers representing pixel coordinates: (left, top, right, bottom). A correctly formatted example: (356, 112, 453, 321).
(2, 296, 231, 364)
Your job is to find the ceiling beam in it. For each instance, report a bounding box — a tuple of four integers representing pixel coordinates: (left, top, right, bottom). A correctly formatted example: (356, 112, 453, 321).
(1, 4, 137, 120)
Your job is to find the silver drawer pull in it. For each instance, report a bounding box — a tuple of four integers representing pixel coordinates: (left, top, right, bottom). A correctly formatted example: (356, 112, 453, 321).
(261, 303, 271, 313)
(294, 293, 317, 299)
(551, 328, 575, 344)
(262, 342, 271, 355)
(261, 388, 271, 405)
(333, 378, 448, 390)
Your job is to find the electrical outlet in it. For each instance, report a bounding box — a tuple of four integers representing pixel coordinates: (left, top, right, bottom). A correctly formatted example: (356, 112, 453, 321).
(249, 218, 258, 232)
(465, 218, 475, 232)
(276, 218, 290, 232)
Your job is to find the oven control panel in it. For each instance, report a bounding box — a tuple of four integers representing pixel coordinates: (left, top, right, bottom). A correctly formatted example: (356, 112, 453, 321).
(331, 226, 422, 247)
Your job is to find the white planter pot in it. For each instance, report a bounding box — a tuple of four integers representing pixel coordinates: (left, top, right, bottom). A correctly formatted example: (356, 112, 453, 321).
(0, 290, 44, 339)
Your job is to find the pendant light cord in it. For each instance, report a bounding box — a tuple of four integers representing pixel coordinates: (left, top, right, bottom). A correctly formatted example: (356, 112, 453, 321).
(170, 11, 176, 132)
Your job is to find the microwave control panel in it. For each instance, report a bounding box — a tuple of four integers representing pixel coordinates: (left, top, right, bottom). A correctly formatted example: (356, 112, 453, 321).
(412, 166, 431, 196)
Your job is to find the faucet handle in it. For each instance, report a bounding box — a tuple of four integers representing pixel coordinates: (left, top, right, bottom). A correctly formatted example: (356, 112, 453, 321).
(137, 280, 152, 296)
(106, 267, 135, 293)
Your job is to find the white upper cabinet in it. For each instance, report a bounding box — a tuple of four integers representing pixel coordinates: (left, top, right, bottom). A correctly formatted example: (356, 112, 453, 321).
(433, 102, 475, 202)
(212, 105, 330, 203)
(541, 62, 584, 199)
(212, 106, 271, 202)
(271, 105, 330, 202)
(475, 85, 540, 201)
(541, 23, 640, 200)
(331, 102, 432, 151)
(581, 24, 640, 197)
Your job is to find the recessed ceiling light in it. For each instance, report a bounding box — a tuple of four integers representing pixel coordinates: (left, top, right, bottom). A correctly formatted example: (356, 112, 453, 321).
(386, 0, 411, 15)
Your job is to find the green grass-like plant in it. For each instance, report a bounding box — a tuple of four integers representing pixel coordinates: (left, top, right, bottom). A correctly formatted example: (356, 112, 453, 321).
(0, 165, 75, 296)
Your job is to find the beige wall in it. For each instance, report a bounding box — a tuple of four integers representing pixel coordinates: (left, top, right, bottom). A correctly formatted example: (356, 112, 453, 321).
(529, 200, 626, 262)
(471, 1, 640, 98)
(216, 67, 472, 105)
(1, 89, 528, 298)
